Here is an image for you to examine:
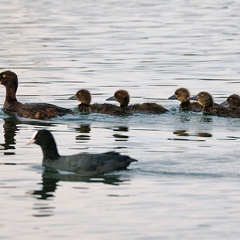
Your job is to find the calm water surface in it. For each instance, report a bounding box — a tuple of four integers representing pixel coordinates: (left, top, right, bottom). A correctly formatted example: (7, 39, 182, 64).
(1, 0, 240, 239)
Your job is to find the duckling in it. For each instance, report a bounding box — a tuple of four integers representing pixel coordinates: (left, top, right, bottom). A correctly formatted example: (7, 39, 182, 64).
(168, 88, 202, 112)
(0, 71, 73, 119)
(189, 91, 240, 118)
(69, 89, 127, 115)
(220, 94, 240, 108)
(106, 90, 169, 114)
(27, 129, 137, 176)
(69, 89, 92, 112)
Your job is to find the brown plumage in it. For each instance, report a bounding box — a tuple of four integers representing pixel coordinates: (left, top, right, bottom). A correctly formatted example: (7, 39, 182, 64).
(221, 94, 240, 108)
(189, 91, 240, 118)
(106, 89, 169, 114)
(0, 71, 73, 119)
(168, 88, 202, 112)
(69, 89, 127, 115)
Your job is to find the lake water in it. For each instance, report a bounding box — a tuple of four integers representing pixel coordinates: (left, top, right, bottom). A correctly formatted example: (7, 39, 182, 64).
(1, 0, 240, 239)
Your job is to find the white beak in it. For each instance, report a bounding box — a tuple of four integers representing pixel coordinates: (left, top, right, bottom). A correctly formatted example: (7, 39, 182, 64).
(26, 139, 35, 145)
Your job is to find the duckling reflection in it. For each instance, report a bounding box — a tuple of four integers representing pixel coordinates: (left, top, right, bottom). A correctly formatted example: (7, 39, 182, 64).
(173, 130, 189, 136)
(173, 130, 212, 138)
(113, 126, 129, 141)
(221, 94, 240, 108)
(168, 88, 202, 112)
(189, 92, 240, 118)
(197, 132, 212, 137)
(106, 90, 168, 114)
(69, 89, 127, 115)
(74, 124, 91, 142)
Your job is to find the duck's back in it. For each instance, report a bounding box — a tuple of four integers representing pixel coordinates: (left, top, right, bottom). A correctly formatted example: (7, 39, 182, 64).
(90, 103, 127, 115)
(205, 105, 240, 118)
(180, 101, 203, 112)
(129, 103, 168, 114)
(44, 151, 137, 175)
(4, 101, 73, 119)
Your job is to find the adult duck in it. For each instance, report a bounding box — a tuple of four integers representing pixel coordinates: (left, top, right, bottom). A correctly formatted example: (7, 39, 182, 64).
(0, 70, 73, 119)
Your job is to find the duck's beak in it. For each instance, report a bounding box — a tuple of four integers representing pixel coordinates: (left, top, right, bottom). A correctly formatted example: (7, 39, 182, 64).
(106, 96, 115, 101)
(220, 100, 228, 106)
(68, 95, 77, 100)
(26, 139, 35, 145)
(168, 94, 177, 100)
(188, 96, 198, 100)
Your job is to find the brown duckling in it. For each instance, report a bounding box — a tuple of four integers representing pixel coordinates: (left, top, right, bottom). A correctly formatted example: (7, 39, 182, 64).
(27, 129, 137, 176)
(0, 70, 73, 119)
(106, 90, 169, 114)
(189, 91, 240, 118)
(220, 94, 240, 108)
(168, 88, 202, 112)
(69, 89, 92, 112)
(69, 89, 127, 115)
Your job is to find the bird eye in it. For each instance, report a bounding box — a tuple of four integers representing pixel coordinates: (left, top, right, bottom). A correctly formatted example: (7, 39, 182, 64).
(2, 74, 6, 78)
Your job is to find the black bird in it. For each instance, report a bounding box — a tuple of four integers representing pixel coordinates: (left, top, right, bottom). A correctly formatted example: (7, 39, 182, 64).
(0, 70, 73, 119)
(27, 129, 137, 176)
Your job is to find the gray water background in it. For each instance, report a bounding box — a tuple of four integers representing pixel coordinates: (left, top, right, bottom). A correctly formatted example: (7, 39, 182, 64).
(1, 0, 240, 239)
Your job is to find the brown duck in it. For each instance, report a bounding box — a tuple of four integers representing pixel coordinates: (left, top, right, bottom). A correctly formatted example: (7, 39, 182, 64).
(106, 89, 169, 114)
(69, 89, 127, 115)
(0, 70, 73, 119)
(221, 94, 240, 108)
(189, 91, 240, 118)
(168, 88, 202, 112)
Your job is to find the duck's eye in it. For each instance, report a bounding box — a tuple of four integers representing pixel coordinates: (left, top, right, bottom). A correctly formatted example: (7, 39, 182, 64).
(229, 98, 232, 101)
(2, 74, 6, 78)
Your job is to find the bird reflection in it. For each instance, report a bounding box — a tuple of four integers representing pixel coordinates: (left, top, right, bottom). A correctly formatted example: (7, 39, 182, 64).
(0, 117, 19, 153)
(30, 173, 59, 200)
(74, 124, 91, 141)
(199, 116, 213, 123)
(173, 130, 189, 136)
(113, 126, 129, 141)
(0, 117, 54, 154)
(173, 129, 212, 138)
(29, 169, 128, 201)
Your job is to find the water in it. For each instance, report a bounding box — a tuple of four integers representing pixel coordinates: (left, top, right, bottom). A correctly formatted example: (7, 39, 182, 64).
(1, 0, 240, 239)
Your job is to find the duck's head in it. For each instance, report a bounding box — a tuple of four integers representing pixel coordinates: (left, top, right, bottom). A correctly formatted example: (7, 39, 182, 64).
(189, 92, 214, 108)
(69, 89, 91, 105)
(221, 94, 240, 107)
(0, 70, 18, 92)
(168, 88, 190, 102)
(106, 90, 130, 107)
